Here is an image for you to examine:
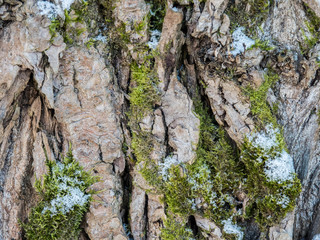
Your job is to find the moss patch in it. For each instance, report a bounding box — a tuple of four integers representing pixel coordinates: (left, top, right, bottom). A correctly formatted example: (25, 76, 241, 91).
(48, 1, 90, 44)
(243, 70, 279, 128)
(248, 39, 274, 51)
(161, 214, 195, 240)
(240, 68, 301, 230)
(128, 61, 160, 122)
(241, 132, 301, 230)
(22, 147, 99, 240)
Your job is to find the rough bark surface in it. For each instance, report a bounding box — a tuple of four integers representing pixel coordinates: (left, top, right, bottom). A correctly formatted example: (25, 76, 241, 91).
(1, 0, 320, 240)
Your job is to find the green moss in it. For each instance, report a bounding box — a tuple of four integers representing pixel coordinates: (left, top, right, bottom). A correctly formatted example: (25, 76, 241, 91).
(113, 22, 131, 46)
(304, 2, 320, 29)
(49, 19, 61, 42)
(161, 214, 194, 240)
(300, 3, 320, 55)
(21, 147, 99, 240)
(128, 61, 160, 124)
(131, 131, 163, 188)
(85, 38, 95, 49)
(240, 68, 300, 230)
(48, 1, 89, 45)
(241, 135, 301, 230)
(126, 1, 299, 236)
(189, 103, 241, 219)
(127, 54, 162, 188)
(249, 39, 274, 51)
(243, 70, 279, 128)
(300, 25, 319, 55)
(163, 165, 194, 215)
(159, 101, 241, 223)
(98, 0, 117, 21)
(317, 110, 320, 125)
(134, 15, 149, 35)
(129, 65, 301, 237)
(240, 68, 301, 230)
(161, 80, 301, 234)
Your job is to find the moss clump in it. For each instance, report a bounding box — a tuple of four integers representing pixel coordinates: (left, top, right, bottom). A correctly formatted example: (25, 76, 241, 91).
(241, 69, 301, 230)
(241, 129, 301, 230)
(162, 165, 194, 215)
(128, 57, 161, 184)
(98, 0, 117, 22)
(161, 214, 195, 240)
(48, 0, 89, 44)
(49, 19, 61, 41)
(188, 103, 241, 221)
(243, 70, 279, 128)
(129, 61, 160, 122)
(249, 39, 274, 51)
(161, 78, 301, 236)
(159, 102, 240, 222)
(22, 147, 99, 240)
(131, 131, 163, 188)
(134, 16, 149, 35)
(127, 55, 162, 188)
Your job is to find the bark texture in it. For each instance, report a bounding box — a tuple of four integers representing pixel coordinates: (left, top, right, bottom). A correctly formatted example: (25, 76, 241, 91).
(0, 0, 320, 239)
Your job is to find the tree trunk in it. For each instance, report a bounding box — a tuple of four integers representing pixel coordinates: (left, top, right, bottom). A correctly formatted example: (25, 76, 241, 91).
(0, 0, 320, 239)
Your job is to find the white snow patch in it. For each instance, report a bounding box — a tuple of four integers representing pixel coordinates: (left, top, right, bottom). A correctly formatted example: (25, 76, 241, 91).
(42, 183, 90, 216)
(158, 155, 179, 181)
(37, 1, 60, 19)
(264, 150, 295, 182)
(230, 27, 255, 56)
(171, 7, 179, 12)
(60, 0, 76, 10)
(148, 30, 161, 50)
(313, 234, 320, 240)
(247, 124, 279, 152)
(93, 34, 107, 43)
(247, 124, 295, 183)
(37, 0, 76, 19)
(42, 161, 91, 216)
(276, 194, 290, 208)
(222, 218, 244, 240)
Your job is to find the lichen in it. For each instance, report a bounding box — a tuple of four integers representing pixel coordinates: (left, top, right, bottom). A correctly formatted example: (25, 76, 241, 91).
(37, 0, 76, 19)
(148, 29, 161, 50)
